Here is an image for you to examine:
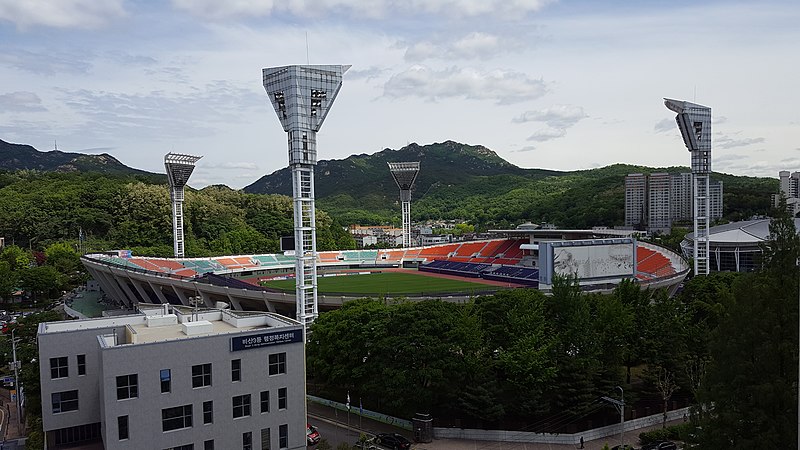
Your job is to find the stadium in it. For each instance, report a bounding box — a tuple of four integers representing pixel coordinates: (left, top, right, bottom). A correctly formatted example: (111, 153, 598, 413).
(81, 228, 689, 319)
(680, 218, 800, 272)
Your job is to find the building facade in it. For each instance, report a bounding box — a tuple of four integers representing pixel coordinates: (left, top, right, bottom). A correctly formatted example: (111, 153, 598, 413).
(38, 305, 306, 450)
(774, 170, 800, 216)
(625, 172, 723, 233)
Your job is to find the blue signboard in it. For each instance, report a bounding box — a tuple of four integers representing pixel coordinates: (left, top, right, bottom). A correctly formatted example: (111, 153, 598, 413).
(230, 328, 303, 352)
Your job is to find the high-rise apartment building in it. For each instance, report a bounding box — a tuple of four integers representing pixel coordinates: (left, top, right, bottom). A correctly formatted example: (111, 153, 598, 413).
(774, 170, 800, 216)
(625, 172, 723, 233)
(625, 174, 648, 228)
(648, 173, 672, 233)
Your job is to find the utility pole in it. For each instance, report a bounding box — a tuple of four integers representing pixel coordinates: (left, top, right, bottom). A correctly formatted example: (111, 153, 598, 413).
(11, 328, 20, 425)
(602, 387, 625, 448)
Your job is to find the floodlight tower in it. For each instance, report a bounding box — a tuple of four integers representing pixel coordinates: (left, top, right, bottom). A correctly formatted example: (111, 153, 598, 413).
(164, 153, 202, 258)
(263, 65, 349, 327)
(388, 162, 420, 247)
(664, 98, 712, 275)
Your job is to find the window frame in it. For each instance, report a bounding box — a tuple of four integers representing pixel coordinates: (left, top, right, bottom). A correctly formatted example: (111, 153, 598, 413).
(77, 354, 86, 376)
(243, 431, 253, 450)
(118, 415, 129, 440)
(278, 387, 287, 410)
(192, 363, 212, 388)
(161, 404, 193, 432)
(232, 394, 251, 419)
(116, 374, 139, 400)
(268, 352, 286, 376)
(51, 390, 79, 414)
(203, 400, 213, 425)
(50, 356, 69, 379)
(260, 390, 270, 413)
(231, 359, 241, 382)
(279, 424, 288, 449)
(160, 369, 171, 394)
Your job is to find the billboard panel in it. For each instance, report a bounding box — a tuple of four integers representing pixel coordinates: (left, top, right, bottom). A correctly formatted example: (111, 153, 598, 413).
(552, 242, 634, 279)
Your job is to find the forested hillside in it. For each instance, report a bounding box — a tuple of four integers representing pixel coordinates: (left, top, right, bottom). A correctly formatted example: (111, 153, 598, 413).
(246, 141, 779, 228)
(0, 171, 354, 256)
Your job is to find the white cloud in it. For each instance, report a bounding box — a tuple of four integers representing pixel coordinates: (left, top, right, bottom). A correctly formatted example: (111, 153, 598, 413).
(0, 91, 47, 112)
(513, 105, 587, 128)
(0, 0, 125, 29)
(715, 132, 766, 149)
(405, 32, 507, 61)
(202, 161, 260, 170)
(654, 118, 674, 134)
(170, 0, 552, 20)
(527, 128, 566, 142)
(383, 65, 547, 104)
(0, 48, 92, 75)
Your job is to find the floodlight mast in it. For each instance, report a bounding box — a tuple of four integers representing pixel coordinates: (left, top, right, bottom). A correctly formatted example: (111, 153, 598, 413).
(164, 153, 202, 258)
(388, 162, 420, 247)
(263, 65, 349, 327)
(665, 98, 712, 276)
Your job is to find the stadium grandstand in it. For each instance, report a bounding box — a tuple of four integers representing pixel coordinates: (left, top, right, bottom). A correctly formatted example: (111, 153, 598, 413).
(82, 226, 689, 319)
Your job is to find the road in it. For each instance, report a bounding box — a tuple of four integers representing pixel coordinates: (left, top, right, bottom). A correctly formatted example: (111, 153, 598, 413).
(311, 413, 370, 447)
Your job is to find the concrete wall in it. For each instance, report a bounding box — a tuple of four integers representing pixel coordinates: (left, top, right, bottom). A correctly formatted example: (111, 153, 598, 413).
(433, 407, 691, 444)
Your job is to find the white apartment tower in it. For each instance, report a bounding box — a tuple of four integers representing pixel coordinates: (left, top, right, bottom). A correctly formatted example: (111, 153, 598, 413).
(625, 174, 648, 228)
(775, 170, 800, 216)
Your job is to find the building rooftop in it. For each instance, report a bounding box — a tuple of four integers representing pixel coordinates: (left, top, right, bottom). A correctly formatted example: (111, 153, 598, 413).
(39, 304, 301, 348)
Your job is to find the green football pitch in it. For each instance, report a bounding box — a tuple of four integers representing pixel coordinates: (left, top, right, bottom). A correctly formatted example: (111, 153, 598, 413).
(262, 271, 495, 295)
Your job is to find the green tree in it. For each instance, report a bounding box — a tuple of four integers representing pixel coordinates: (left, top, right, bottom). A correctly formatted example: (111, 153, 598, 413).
(0, 260, 18, 300)
(698, 203, 799, 448)
(19, 265, 64, 303)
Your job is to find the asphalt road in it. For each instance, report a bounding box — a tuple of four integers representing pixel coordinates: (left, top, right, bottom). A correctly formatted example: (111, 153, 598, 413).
(310, 413, 373, 448)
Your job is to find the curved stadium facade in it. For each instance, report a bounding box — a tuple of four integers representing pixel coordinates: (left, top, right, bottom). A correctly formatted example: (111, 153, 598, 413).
(82, 236, 689, 318)
(681, 218, 800, 272)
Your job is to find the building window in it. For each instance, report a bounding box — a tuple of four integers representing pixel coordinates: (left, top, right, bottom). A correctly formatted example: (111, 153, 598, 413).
(118, 415, 129, 440)
(204, 440, 214, 450)
(233, 394, 251, 419)
(116, 374, 138, 400)
(260, 390, 269, 413)
(278, 387, 287, 410)
(160, 369, 171, 393)
(50, 357, 68, 379)
(164, 445, 194, 450)
(279, 424, 288, 449)
(243, 431, 253, 450)
(261, 428, 271, 450)
(203, 400, 213, 424)
(268, 353, 286, 376)
(231, 359, 241, 382)
(51, 390, 79, 414)
(162, 404, 192, 432)
(77, 354, 86, 376)
(192, 363, 212, 388)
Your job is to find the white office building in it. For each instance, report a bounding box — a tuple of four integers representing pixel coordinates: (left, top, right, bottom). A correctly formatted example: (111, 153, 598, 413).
(38, 305, 306, 450)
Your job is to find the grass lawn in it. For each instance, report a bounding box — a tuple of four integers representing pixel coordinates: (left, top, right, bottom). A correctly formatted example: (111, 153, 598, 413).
(263, 271, 494, 295)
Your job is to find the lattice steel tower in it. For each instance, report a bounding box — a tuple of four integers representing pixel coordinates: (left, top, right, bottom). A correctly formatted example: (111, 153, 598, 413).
(388, 162, 420, 248)
(664, 98, 712, 275)
(164, 153, 202, 258)
(263, 65, 349, 326)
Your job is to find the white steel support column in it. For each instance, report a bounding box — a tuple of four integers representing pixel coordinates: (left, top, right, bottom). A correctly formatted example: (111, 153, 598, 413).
(388, 161, 420, 248)
(693, 173, 710, 275)
(170, 186, 185, 258)
(401, 200, 411, 248)
(292, 165, 318, 324)
(665, 98, 712, 276)
(263, 65, 349, 327)
(165, 153, 202, 259)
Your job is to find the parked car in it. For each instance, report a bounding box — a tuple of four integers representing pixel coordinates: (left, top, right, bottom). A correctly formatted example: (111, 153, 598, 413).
(374, 433, 411, 450)
(307, 423, 321, 446)
(641, 442, 677, 450)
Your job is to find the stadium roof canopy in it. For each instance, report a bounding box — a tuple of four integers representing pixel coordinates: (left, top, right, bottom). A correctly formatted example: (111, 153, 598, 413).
(685, 218, 800, 245)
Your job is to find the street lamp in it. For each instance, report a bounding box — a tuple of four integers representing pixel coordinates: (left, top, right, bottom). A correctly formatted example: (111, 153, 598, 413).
(617, 385, 625, 448)
(11, 328, 21, 425)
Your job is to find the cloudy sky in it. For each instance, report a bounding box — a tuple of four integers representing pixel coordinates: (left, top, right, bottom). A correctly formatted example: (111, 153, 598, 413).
(1, 0, 798, 188)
